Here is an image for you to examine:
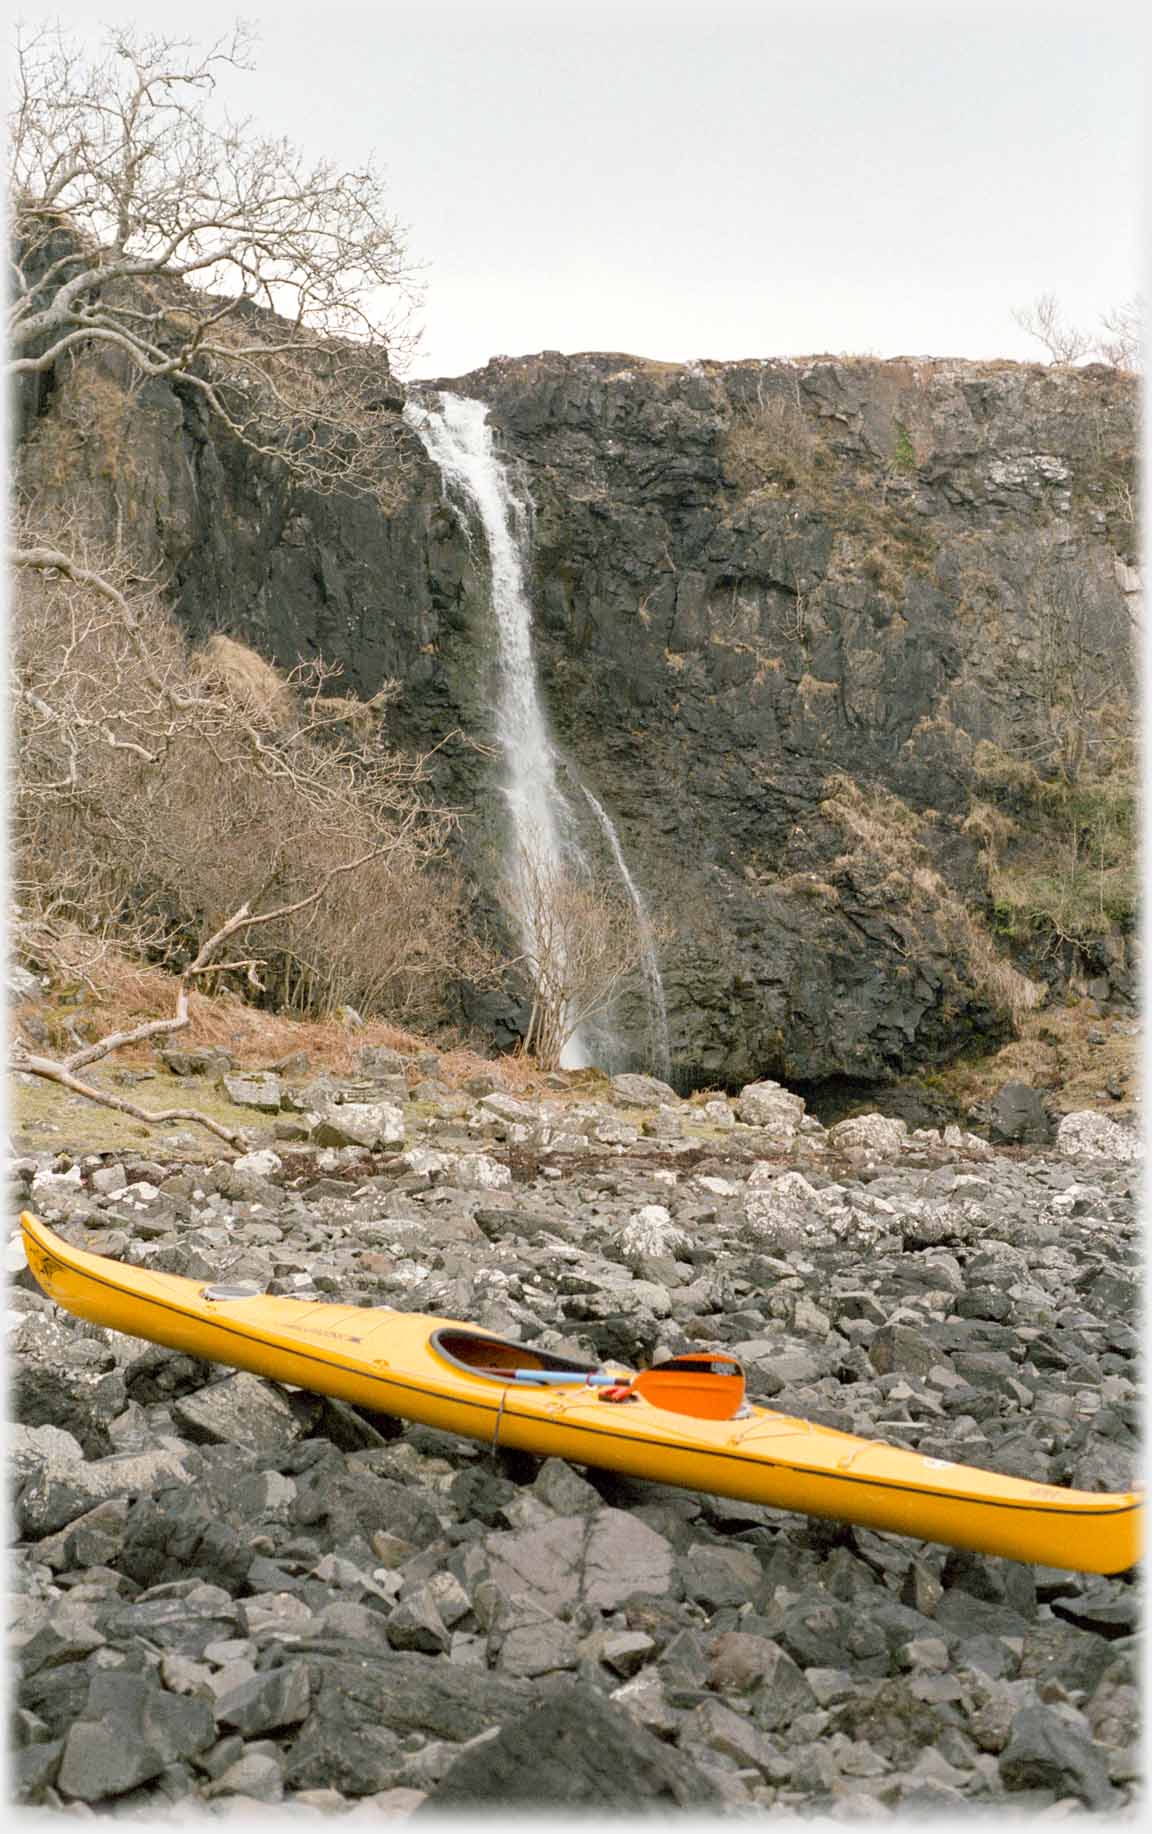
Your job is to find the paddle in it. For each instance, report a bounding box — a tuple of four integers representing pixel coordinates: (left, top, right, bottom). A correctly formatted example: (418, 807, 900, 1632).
(614, 1353, 746, 1421)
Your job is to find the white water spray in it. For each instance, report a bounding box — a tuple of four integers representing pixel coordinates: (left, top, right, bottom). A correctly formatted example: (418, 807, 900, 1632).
(406, 390, 670, 1075)
(582, 785, 672, 1082)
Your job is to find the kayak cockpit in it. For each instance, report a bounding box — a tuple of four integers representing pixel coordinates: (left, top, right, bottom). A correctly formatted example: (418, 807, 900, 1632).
(430, 1327, 614, 1386)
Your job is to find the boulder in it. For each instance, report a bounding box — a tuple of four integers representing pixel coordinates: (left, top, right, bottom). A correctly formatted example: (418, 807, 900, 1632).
(987, 1082, 1051, 1145)
(998, 1703, 1116, 1809)
(443, 1153, 513, 1191)
(421, 1682, 713, 1809)
(231, 1147, 283, 1179)
(311, 1100, 404, 1150)
(828, 1112, 908, 1157)
(220, 1071, 282, 1112)
(1055, 1111, 1140, 1162)
(734, 1080, 806, 1139)
(619, 1204, 689, 1260)
(215, 1663, 311, 1736)
(17, 1442, 192, 1538)
(56, 1671, 216, 1802)
(170, 1372, 307, 1451)
(609, 1072, 679, 1107)
(485, 1509, 677, 1617)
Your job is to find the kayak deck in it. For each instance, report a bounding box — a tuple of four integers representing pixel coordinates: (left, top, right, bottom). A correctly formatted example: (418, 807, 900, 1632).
(18, 1211, 1142, 1574)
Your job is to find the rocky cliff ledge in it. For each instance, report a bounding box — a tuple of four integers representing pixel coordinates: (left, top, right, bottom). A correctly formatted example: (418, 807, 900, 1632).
(18, 345, 1138, 1085)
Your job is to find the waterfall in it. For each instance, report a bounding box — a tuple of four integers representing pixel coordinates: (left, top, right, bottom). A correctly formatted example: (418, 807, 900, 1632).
(406, 390, 669, 1075)
(581, 785, 672, 1082)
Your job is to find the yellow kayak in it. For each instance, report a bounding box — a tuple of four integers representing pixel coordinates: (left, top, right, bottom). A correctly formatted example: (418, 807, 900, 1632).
(19, 1211, 1142, 1575)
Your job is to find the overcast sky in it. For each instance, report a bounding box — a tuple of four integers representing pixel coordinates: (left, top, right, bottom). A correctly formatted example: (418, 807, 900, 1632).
(17, 0, 1147, 379)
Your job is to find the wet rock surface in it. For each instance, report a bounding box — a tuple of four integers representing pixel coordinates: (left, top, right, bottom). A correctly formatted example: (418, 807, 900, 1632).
(8, 1079, 1141, 1817)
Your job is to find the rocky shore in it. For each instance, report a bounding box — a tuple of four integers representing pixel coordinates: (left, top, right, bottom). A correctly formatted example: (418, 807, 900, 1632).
(8, 1064, 1142, 1818)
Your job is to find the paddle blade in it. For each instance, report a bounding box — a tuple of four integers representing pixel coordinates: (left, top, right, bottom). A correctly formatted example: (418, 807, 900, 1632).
(629, 1354, 745, 1420)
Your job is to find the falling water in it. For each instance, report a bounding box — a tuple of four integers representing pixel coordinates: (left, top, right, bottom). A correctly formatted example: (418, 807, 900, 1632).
(581, 785, 672, 1081)
(405, 391, 591, 1067)
(406, 390, 671, 1076)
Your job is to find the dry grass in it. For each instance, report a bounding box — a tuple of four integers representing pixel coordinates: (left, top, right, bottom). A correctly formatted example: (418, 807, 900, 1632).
(821, 774, 1044, 1025)
(922, 1004, 1138, 1122)
(723, 392, 820, 496)
(13, 934, 558, 1095)
(196, 635, 297, 727)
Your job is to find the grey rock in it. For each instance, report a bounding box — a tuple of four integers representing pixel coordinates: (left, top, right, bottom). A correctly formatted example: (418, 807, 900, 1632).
(312, 1099, 405, 1149)
(1055, 1110, 1140, 1161)
(220, 1071, 282, 1111)
(688, 1697, 792, 1780)
(386, 1585, 451, 1654)
(609, 1072, 679, 1107)
(17, 1442, 191, 1537)
(680, 1541, 766, 1613)
(170, 1371, 306, 1451)
(707, 1632, 816, 1729)
(999, 1703, 1116, 1809)
(442, 1151, 513, 1191)
(232, 1147, 283, 1179)
(486, 1508, 677, 1616)
(530, 1458, 603, 1516)
(204, 1751, 285, 1801)
(57, 1670, 216, 1802)
(735, 1079, 806, 1138)
(987, 1082, 1051, 1145)
(829, 1112, 908, 1157)
(10, 1420, 85, 1487)
(484, 1588, 581, 1677)
(215, 1661, 311, 1735)
(421, 1682, 714, 1808)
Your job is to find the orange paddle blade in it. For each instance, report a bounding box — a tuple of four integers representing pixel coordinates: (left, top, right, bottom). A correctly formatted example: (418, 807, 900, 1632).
(629, 1353, 745, 1420)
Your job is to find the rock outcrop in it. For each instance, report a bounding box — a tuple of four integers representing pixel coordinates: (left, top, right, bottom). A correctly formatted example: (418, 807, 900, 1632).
(17, 340, 1137, 1082)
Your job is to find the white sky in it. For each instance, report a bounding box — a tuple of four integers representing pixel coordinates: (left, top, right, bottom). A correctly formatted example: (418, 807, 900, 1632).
(12, 0, 1148, 378)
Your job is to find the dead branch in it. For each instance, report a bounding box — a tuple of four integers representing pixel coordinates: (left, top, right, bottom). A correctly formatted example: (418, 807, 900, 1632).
(9, 1047, 247, 1149)
(10, 852, 396, 1148)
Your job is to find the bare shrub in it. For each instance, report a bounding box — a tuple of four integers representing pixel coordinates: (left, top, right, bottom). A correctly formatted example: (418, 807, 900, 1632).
(507, 841, 652, 1071)
(11, 531, 492, 1028)
(724, 385, 819, 493)
(1096, 296, 1144, 371)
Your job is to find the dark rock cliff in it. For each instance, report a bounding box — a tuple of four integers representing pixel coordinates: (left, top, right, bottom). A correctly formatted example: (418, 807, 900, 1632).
(17, 341, 1138, 1085)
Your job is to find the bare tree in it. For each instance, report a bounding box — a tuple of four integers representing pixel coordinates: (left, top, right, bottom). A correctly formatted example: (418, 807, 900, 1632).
(1012, 291, 1144, 371)
(508, 843, 652, 1071)
(9, 21, 419, 510)
(1096, 295, 1144, 371)
(1012, 294, 1091, 365)
(1022, 560, 1136, 785)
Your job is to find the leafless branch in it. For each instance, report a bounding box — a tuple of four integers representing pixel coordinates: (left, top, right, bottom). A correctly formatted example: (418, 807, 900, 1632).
(9, 21, 421, 506)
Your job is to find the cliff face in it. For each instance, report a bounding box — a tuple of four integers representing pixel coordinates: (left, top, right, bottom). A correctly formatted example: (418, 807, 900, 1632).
(17, 341, 1137, 1085)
